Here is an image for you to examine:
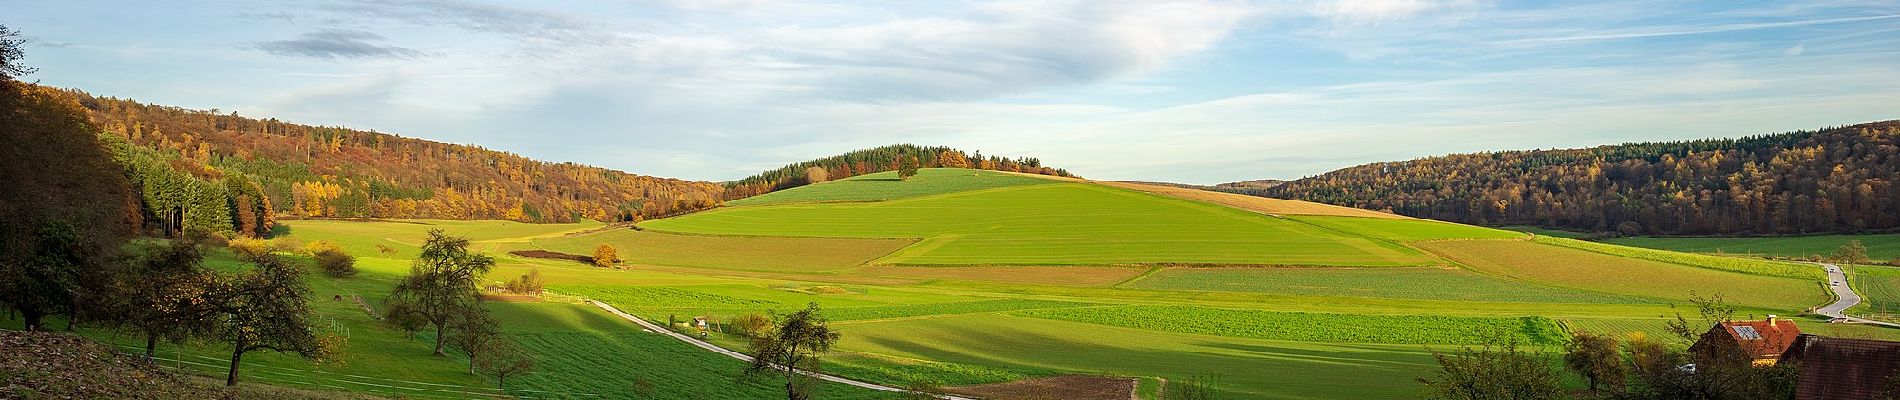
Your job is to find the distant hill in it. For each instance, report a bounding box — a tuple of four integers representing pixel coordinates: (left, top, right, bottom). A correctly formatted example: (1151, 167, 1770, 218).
(724, 144, 1075, 199)
(1266, 120, 1900, 235)
(63, 87, 724, 235)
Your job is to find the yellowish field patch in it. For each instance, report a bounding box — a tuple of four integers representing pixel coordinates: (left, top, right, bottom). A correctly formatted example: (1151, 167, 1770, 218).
(1093, 181, 1405, 219)
(1418, 240, 1826, 310)
(855, 265, 1151, 287)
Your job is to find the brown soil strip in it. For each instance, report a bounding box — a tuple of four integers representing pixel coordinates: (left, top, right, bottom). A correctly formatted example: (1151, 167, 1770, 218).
(947, 375, 1137, 400)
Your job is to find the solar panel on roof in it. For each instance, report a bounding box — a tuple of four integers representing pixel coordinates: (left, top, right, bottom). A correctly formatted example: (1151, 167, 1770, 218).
(1734, 326, 1762, 340)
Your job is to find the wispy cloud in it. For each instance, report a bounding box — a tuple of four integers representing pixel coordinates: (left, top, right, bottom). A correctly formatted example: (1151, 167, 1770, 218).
(255, 29, 426, 60)
(1503, 13, 1900, 45)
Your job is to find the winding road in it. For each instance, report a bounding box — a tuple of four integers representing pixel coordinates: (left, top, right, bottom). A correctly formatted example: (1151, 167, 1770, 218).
(1815, 263, 1900, 328)
(588, 300, 977, 400)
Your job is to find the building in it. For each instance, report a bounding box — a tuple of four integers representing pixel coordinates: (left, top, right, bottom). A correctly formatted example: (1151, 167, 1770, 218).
(1780, 334, 1900, 400)
(1688, 315, 1801, 366)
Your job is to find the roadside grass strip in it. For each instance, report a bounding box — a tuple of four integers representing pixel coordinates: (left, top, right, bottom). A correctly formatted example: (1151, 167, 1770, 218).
(1014, 305, 1566, 345)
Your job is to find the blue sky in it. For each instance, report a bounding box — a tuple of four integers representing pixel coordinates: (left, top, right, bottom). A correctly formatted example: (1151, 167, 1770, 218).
(7, 0, 1900, 184)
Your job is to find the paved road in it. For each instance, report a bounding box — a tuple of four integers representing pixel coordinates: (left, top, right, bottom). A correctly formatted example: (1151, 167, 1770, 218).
(589, 300, 977, 400)
(1815, 263, 1900, 328)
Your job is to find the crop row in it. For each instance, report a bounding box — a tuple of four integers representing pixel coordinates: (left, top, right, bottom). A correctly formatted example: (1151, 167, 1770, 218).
(825, 299, 1092, 321)
(1015, 305, 1566, 345)
(1533, 236, 1821, 279)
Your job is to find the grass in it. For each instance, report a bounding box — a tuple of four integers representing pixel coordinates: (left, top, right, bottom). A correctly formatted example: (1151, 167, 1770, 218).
(1851, 265, 1900, 318)
(1533, 236, 1823, 279)
(827, 299, 1094, 322)
(645, 183, 1437, 267)
(532, 229, 913, 273)
(1603, 234, 1900, 261)
(1420, 240, 1827, 310)
(1123, 267, 1648, 303)
(1288, 215, 1527, 242)
(280, 219, 604, 260)
(1497, 225, 1593, 239)
(729, 168, 1062, 206)
(835, 313, 1442, 399)
(1015, 305, 1566, 345)
(1093, 181, 1406, 219)
(854, 265, 1152, 287)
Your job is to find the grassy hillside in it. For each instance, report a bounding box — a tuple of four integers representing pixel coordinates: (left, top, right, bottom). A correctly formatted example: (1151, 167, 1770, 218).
(1604, 234, 1900, 261)
(730, 168, 1063, 206)
(1418, 240, 1825, 309)
(1097, 180, 1405, 219)
(646, 183, 1439, 267)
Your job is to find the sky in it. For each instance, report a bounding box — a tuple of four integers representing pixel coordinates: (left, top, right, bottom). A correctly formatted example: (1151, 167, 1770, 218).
(7, 0, 1900, 184)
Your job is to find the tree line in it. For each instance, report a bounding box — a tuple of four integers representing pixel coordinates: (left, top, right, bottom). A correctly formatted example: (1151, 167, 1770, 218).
(724, 144, 1076, 199)
(1267, 121, 1900, 235)
(65, 89, 726, 226)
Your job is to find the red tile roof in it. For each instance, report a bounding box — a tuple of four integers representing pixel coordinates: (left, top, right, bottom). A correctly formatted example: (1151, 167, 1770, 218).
(1782, 334, 1900, 400)
(1711, 319, 1802, 359)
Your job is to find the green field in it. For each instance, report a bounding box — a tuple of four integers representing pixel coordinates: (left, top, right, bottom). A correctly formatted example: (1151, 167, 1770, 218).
(1419, 240, 1826, 309)
(103, 168, 1855, 400)
(1852, 265, 1900, 318)
(533, 229, 914, 273)
(647, 183, 1438, 267)
(1604, 234, 1900, 261)
(1124, 267, 1646, 303)
(1498, 225, 1594, 238)
(1534, 236, 1822, 279)
(729, 168, 1063, 206)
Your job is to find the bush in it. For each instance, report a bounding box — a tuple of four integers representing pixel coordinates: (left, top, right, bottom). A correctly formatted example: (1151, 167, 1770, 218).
(730, 313, 772, 338)
(313, 248, 357, 277)
(227, 237, 271, 260)
(593, 244, 620, 268)
(504, 269, 544, 295)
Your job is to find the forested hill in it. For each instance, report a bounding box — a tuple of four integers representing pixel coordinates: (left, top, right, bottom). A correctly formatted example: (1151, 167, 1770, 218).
(724, 144, 1075, 198)
(67, 88, 724, 231)
(1266, 120, 1900, 235)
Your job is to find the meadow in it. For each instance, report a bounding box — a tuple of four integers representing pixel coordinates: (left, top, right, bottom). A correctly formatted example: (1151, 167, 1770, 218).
(94, 169, 1860, 400)
(645, 183, 1439, 267)
(1123, 267, 1647, 303)
(1418, 240, 1827, 309)
(1603, 233, 1900, 261)
(1851, 265, 1900, 318)
(728, 168, 1062, 206)
(1532, 236, 1823, 279)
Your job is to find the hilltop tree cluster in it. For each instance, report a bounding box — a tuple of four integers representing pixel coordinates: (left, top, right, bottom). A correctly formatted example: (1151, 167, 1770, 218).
(1269, 121, 1900, 235)
(724, 144, 1075, 198)
(61, 90, 725, 227)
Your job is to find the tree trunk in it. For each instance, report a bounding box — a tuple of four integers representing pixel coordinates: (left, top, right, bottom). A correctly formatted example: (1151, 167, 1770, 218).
(226, 346, 245, 386)
(432, 322, 447, 356)
(468, 352, 477, 374)
(22, 310, 43, 332)
(65, 311, 77, 331)
(145, 333, 160, 358)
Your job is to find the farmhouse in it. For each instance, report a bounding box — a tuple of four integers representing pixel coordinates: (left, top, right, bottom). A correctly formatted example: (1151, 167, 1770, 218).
(1779, 334, 1900, 400)
(1688, 315, 1801, 366)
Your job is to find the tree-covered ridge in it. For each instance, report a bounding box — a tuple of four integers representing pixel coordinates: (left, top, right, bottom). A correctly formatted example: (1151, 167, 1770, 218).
(1267, 120, 1900, 235)
(69, 88, 724, 225)
(724, 144, 1075, 199)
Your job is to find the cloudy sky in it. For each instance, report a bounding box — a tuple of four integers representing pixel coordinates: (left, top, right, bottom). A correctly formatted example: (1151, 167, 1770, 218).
(8, 1, 1900, 184)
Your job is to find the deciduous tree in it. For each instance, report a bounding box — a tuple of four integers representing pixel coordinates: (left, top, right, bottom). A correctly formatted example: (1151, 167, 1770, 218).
(210, 253, 326, 386)
(1417, 340, 1564, 400)
(593, 244, 620, 268)
(1563, 331, 1626, 394)
(746, 302, 840, 400)
(125, 238, 218, 357)
(898, 153, 920, 181)
(475, 340, 535, 390)
(386, 230, 495, 356)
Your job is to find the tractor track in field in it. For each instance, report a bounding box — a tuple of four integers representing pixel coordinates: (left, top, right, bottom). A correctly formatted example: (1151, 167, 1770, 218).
(588, 300, 978, 400)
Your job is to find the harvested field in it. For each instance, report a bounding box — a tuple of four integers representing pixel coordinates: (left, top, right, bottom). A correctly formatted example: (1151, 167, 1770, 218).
(1094, 181, 1403, 219)
(947, 375, 1137, 400)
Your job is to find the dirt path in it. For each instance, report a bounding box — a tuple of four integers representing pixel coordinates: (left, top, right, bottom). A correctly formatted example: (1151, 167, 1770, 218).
(587, 300, 977, 400)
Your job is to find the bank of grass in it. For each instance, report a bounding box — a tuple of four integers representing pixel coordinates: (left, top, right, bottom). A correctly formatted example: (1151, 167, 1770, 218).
(1533, 236, 1822, 279)
(282, 219, 604, 259)
(1015, 305, 1566, 345)
(730, 168, 1062, 206)
(1124, 267, 1648, 304)
(646, 183, 1437, 267)
(1420, 240, 1826, 310)
(1603, 234, 1900, 261)
(1288, 215, 1527, 242)
(532, 229, 913, 273)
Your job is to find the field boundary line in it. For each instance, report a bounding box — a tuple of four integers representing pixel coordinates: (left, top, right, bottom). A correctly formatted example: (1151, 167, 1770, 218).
(1112, 267, 1166, 288)
(586, 300, 977, 400)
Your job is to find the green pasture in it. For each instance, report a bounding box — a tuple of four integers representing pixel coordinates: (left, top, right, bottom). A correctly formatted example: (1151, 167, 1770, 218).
(1420, 240, 1827, 310)
(1015, 305, 1566, 345)
(1604, 234, 1900, 261)
(729, 168, 1062, 206)
(1533, 236, 1822, 279)
(1498, 225, 1594, 238)
(1123, 267, 1647, 303)
(1288, 215, 1527, 241)
(533, 229, 913, 273)
(645, 183, 1437, 267)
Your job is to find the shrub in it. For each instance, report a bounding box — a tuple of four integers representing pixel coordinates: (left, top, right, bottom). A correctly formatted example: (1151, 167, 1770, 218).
(593, 244, 620, 268)
(227, 237, 271, 261)
(1889, 257, 1900, 267)
(505, 269, 544, 295)
(313, 248, 356, 277)
(1833, 240, 1870, 264)
(730, 313, 772, 338)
